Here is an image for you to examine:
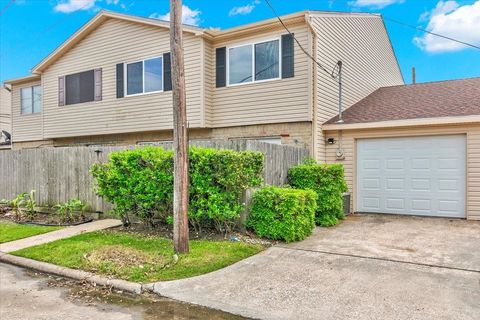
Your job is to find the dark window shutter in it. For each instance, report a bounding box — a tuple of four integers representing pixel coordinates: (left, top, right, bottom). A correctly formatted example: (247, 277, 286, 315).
(216, 47, 226, 87)
(58, 76, 65, 106)
(163, 52, 172, 91)
(116, 63, 124, 98)
(94, 68, 102, 101)
(281, 34, 294, 79)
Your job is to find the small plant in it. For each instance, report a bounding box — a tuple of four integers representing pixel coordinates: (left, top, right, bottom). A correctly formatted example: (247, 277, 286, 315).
(68, 198, 89, 221)
(24, 190, 37, 221)
(9, 192, 28, 221)
(54, 202, 72, 223)
(55, 198, 89, 223)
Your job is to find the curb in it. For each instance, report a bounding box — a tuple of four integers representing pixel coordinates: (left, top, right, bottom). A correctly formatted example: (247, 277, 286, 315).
(0, 252, 143, 295)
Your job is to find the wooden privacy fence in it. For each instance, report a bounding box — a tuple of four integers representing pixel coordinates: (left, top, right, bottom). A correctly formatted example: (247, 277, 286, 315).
(0, 139, 310, 212)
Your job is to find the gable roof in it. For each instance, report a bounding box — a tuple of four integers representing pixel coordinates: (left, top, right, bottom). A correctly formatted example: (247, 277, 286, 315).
(31, 10, 204, 74)
(324, 77, 480, 128)
(14, 9, 395, 82)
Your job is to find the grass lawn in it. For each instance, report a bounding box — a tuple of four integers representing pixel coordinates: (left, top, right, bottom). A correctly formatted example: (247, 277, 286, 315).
(12, 230, 264, 283)
(0, 221, 62, 243)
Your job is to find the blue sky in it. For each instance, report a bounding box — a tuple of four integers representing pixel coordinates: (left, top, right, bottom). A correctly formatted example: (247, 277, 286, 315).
(0, 0, 479, 84)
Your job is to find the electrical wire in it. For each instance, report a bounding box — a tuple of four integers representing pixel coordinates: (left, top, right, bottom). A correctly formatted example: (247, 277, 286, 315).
(0, 0, 15, 17)
(264, 0, 340, 79)
(377, 14, 480, 51)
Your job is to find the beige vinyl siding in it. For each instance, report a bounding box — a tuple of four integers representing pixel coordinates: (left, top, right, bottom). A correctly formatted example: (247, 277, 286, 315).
(41, 18, 203, 139)
(0, 87, 11, 133)
(209, 24, 312, 128)
(310, 14, 404, 162)
(325, 124, 480, 220)
(11, 80, 43, 142)
(204, 40, 214, 127)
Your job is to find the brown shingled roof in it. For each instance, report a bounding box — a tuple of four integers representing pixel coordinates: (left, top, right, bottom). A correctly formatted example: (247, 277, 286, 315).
(325, 77, 480, 125)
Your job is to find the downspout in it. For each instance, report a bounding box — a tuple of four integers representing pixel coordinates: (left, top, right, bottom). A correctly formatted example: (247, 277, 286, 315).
(305, 14, 318, 161)
(336, 61, 344, 123)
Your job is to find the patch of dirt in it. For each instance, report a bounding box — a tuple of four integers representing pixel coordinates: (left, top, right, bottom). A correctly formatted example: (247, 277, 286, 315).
(84, 245, 169, 271)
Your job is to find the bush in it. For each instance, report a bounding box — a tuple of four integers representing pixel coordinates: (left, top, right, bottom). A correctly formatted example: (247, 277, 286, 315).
(288, 162, 348, 227)
(246, 186, 317, 242)
(91, 146, 263, 232)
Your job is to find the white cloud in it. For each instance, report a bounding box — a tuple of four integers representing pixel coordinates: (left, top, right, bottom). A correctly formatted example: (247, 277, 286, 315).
(414, 0, 480, 53)
(419, 0, 458, 21)
(229, 0, 260, 16)
(54, 0, 126, 13)
(54, 0, 97, 13)
(149, 5, 201, 26)
(348, 0, 404, 9)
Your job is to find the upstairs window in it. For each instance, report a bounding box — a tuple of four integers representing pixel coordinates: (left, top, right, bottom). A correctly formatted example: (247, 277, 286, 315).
(126, 57, 163, 96)
(21, 85, 42, 114)
(59, 69, 101, 106)
(228, 39, 280, 86)
(65, 70, 94, 105)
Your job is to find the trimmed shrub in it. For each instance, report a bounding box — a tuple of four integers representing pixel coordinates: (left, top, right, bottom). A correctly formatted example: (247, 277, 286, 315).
(246, 186, 317, 242)
(288, 162, 348, 227)
(91, 146, 263, 232)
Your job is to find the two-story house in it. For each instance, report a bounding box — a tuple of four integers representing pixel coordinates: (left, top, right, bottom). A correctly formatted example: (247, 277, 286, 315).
(4, 10, 403, 162)
(5, 10, 479, 221)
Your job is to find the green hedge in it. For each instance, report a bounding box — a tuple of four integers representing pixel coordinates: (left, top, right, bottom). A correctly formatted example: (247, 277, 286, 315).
(91, 146, 263, 232)
(288, 162, 348, 227)
(246, 186, 317, 242)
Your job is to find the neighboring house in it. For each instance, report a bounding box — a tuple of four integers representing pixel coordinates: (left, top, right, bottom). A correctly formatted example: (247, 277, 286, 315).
(4, 10, 403, 160)
(323, 77, 480, 220)
(0, 85, 12, 149)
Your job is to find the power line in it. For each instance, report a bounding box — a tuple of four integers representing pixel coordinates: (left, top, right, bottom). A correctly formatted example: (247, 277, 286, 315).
(0, 0, 15, 17)
(264, 0, 340, 79)
(378, 14, 480, 51)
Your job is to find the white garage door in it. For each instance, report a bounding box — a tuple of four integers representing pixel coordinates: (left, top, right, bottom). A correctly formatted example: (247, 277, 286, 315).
(356, 135, 466, 218)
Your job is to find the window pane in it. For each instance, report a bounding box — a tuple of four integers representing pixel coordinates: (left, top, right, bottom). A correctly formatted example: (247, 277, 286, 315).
(228, 45, 252, 85)
(127, 61, 143, 95)
(65, 70, 94, 105)
(33, 86, 42, 113)
(255, 40, 279, 81)
(144, 57, 163, 93)
(21, 87, 32, 114)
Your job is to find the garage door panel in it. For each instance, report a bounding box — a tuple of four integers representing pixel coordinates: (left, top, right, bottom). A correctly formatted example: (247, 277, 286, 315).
(357, 135, 466, 218)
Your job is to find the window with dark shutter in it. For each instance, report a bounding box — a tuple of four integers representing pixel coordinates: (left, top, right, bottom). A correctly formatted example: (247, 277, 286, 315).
(163, 52, 172, 91)
(116, 63, 124, 98)
(216, 47, 226, 87)
(281, 34, 294, 79)
(65, 70, 95, 105)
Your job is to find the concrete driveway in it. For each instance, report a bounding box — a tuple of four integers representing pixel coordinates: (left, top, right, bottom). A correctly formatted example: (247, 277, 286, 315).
(153, 214, 480, 320)
(286, 214, 480, 272)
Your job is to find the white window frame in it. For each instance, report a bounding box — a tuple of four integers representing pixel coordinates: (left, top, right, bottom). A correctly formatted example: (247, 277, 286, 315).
(20, 85, 42, 115)
(124, 56, 164, 97)
(226, 37, 282, 87)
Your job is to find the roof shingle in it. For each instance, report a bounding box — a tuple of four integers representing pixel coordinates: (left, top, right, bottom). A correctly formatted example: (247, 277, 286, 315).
(325, 77, 480, 124)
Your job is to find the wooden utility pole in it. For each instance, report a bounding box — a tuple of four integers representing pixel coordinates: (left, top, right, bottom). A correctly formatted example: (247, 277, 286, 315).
(170, 0, 189, 253)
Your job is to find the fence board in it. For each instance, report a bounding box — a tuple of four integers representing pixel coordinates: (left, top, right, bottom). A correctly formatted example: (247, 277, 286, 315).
(0, 140, 309, 212)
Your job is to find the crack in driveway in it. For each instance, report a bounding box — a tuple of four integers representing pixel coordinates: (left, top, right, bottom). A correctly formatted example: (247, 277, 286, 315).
(277, 245, 480, 274)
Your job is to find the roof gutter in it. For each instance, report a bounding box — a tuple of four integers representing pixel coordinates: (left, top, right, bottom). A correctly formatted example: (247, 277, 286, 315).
(322, 115, 480, 131)
(3, 74, 41, 85)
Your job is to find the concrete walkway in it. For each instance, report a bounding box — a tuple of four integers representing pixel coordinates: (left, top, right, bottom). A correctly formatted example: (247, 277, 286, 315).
(152, 215, 480, 320)
(0, 219, 122, 253)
